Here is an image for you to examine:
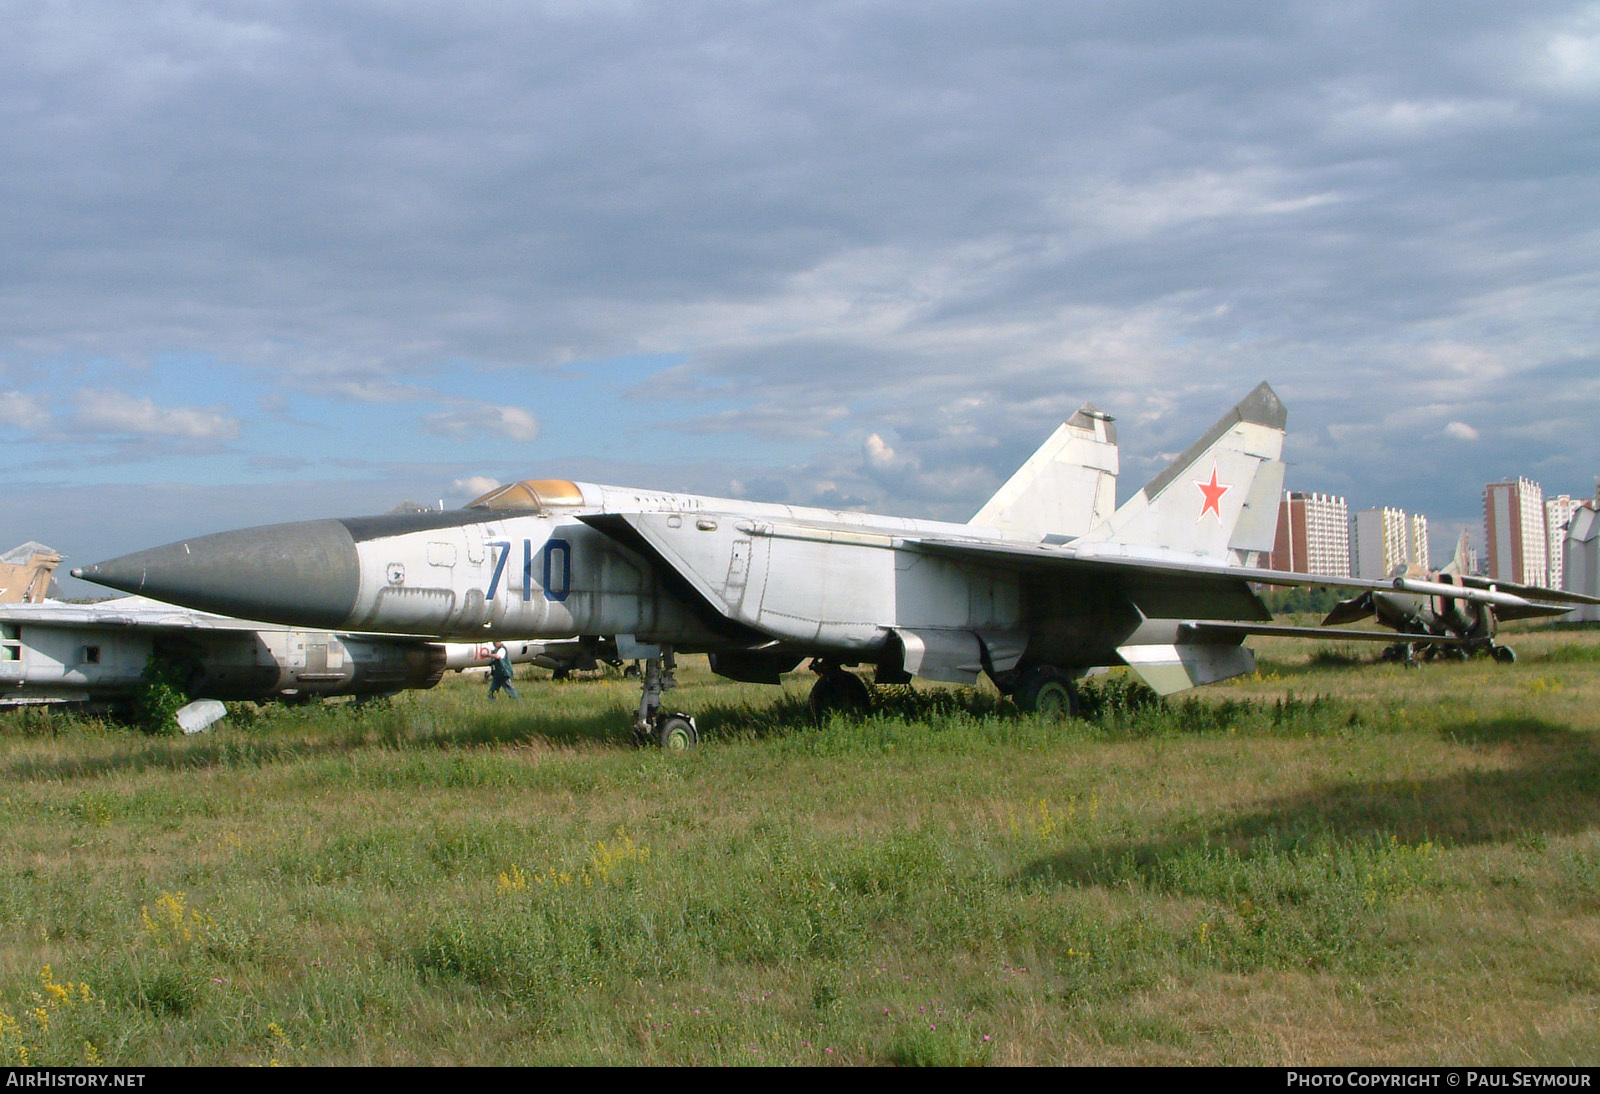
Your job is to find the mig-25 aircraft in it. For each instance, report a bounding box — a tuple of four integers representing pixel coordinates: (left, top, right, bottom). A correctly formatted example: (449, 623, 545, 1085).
(74, 383, 1597, 747)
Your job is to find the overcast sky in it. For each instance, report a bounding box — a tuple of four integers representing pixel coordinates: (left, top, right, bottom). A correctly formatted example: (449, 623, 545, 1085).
(5, 1, 1598, 589)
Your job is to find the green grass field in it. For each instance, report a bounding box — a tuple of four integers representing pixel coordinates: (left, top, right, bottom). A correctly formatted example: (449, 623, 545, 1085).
(2, 625, 1598, 1066)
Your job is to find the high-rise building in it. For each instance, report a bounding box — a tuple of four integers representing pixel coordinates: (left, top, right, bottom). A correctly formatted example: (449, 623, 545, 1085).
(1409, 513, 1430, 569)
(1484, 478, 1547, 586)
(1353, 507, 1412, 578)
(1270, 491, 1350, 576)
(1546, 494, 1579, 589)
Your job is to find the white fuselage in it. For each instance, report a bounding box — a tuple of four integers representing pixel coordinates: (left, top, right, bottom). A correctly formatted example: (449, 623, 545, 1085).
(339, 483, 1028, 661)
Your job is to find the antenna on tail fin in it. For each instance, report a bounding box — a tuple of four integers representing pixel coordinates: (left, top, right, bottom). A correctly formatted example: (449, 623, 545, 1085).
(1078, 382, 1287, 564)
(968, 405, 1118, 539)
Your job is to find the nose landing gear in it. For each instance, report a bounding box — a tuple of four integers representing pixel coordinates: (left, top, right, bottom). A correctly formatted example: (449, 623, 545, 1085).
(632, 646, 698, 749)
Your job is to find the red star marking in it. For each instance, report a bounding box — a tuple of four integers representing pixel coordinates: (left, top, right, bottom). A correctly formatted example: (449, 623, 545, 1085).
(1194, 463, 1230, 521)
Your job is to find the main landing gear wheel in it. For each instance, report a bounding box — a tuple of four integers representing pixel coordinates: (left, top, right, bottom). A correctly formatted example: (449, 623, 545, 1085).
(809, 668, 872, 723)
(1492, 645, 1517, 664)
(1012, 666, 1079, 718)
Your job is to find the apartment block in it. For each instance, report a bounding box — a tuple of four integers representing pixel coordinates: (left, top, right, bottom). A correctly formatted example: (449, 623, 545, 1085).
(1353, 507, 1412, 578)
(1269, 491, 1350, 576)
(1409, 513, 1429, 568)
(1546, 494, 1579, 589)
(1484, 478, 1548, 586)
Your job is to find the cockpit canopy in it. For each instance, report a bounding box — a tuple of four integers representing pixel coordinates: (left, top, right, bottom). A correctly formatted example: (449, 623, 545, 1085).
(466, 479, 587, 512)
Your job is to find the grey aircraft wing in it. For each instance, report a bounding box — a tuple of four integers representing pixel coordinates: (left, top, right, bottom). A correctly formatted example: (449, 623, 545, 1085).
(0, 596, 451, 712)
(903, 535, 1600, 613)
(0, 597, 269, 631)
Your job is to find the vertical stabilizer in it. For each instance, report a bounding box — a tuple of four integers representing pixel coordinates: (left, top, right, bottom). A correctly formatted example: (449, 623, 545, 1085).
(1078, 382, 1287, 563)
(0, 543, 62, 604)
(969, 405, 1118, 539)
(1442, 528, 1470, 578)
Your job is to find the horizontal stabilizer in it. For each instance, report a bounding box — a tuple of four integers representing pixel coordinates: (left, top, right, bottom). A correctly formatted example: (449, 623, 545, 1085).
(1117, 642, 1257, 695)
(1322, 592, 1375, 626)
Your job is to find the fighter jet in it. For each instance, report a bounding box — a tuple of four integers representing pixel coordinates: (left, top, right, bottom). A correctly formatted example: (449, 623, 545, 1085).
(1318, 541, 1576, 664)
(0, 594, 573, 727)
(78, 383, 1581, 747)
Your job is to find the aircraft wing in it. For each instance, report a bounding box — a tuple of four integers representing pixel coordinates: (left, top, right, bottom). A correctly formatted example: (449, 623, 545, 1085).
(575, 514, 778, 645)
(574, 511, 1594, 664)
(1490, 603, 1575, 622)
(0, 598, 264, 631)
(0, 598, 466, 642)
(904, 536, 1600, 610)
(2, 597, 452, 709)
(906, 535, 1321, 581)
(581, 510, 1285, 629)
(1453, 573, 1600, 605)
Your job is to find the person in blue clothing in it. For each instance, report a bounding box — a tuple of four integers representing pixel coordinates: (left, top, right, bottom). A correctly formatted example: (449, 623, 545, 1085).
(488, 640, 519, 700)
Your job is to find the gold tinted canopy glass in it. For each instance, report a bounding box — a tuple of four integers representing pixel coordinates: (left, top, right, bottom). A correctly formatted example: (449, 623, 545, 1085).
(466, 479, 586, 511)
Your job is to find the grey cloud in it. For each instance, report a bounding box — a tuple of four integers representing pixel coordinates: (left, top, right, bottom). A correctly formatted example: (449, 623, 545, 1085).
(675, 403, 852, 440)
(1, 1, 1596, 532)
(331, 378, 438, 403)
(71, 390, 239, 441)
(0, 390, 50, 431)
(449, 475, 501, 499)
(422, 404, 539, 442)
(728, 476, 790, 503)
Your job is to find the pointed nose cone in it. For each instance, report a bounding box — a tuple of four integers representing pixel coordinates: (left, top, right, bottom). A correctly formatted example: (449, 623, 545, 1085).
(74, 519, 361, 628)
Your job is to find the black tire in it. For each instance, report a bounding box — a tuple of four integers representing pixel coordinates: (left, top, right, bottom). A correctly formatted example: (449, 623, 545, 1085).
(1492, 645, 1517, 665)
(809, 672, 872, 723)
(656, 714, 698, 751)
(1013, 666, 1078, 718)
